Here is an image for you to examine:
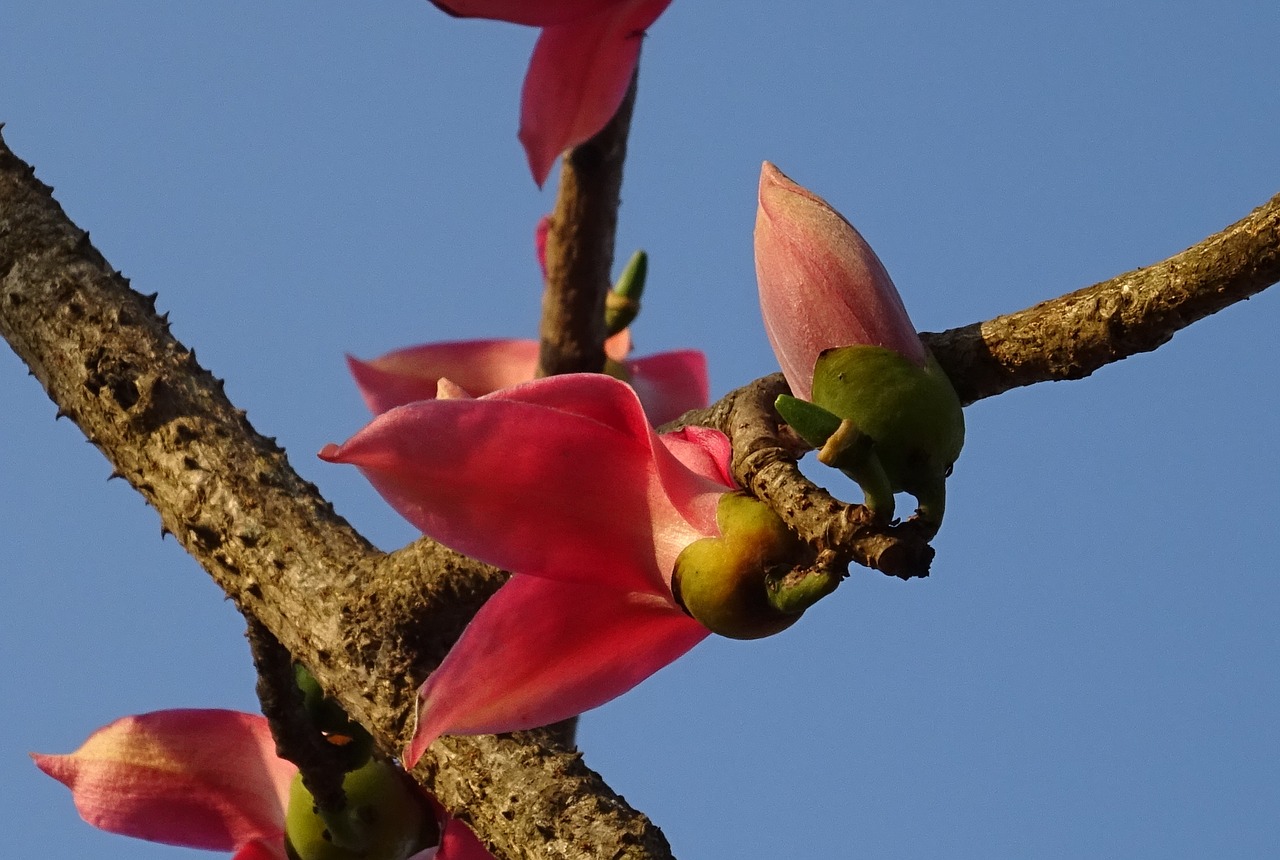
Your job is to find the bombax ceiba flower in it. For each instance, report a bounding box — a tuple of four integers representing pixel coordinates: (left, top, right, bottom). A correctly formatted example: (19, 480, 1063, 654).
(320, 374, 836, 765)
(33, 709, 492, 860)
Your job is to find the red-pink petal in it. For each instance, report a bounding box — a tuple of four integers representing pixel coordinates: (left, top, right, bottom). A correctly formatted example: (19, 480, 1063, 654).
(33, 709, 295, 852)
(429, 0, 623, 27)
(233, 839, 289, 860)
(625, 349, 709, 426)
(755, 161, 927, 400)
(407, 573, 707, 764)
(436, 814, 496, 860)
(519, 0, 673, 186)
(322, 375, 716, 594)
(348, 340, 542, 414)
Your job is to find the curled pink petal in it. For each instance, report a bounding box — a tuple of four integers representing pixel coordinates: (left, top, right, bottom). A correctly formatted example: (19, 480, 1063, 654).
(519, 0, 673, 186)
(321, 375, 722, 593)
(407, 574, 708, 764)
(661, 425, 734, 490)
(755, 161, 927, 400)
(348, 340, 541, 414)
(32, 709, 294, 852)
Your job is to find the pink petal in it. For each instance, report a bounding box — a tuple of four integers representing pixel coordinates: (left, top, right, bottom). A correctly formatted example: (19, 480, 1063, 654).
(32, 709, 295, 852)
(407, 573, 708, 764)
(429, 0, 622, 27)
(625, 348, 709, 426)
(321, 375, 714, 594)
(436, 814, 496, 860)
(347, 340, 541, 414)
(661, 426, 734, 490)
(519, 0, 673, 186)
(755, 161, 927, 400)
(233, 839, 289, 860)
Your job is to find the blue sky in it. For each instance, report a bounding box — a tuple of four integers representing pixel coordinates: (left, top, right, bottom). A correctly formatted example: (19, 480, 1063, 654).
(3, 2, 1278, 857)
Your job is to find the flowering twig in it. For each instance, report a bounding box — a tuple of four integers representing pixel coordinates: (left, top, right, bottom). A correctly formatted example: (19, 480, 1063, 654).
(3, 128, 1278, 859)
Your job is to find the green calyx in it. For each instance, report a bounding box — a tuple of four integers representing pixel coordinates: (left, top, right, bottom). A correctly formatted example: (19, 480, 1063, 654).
(284, 758, 438, 860)
(672, 492, 836, 640)
(782, 344, 964, 533)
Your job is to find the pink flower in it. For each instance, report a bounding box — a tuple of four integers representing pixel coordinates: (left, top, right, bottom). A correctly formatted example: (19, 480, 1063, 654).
(755, 161, 928, 401)
(33, 709, 492, 860)
(319, 373, 735, 765)
(347, 332, 706, 426)
(429, 0, 674, 186)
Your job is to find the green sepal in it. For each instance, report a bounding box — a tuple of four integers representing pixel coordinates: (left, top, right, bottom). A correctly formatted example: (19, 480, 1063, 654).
(810, 345, 964, 530)
(765, 564, 842, 615)
(774, 394, 842, 449)
(604, 249, 647, 336)
(817, 419, 896, 521)
(284, 758, 438, 860)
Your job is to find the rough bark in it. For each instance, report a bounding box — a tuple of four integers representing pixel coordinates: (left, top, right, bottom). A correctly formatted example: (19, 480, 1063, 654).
(921, 192, 1280, 405)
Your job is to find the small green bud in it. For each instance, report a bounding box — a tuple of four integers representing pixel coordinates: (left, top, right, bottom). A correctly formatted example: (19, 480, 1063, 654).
(285, 758, 438, 860)
(604, 249, 647, 336)
(672, 492, 833, 640)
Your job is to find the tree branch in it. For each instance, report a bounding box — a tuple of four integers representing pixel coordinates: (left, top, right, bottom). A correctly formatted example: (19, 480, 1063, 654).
(922, 191, 1280, 405)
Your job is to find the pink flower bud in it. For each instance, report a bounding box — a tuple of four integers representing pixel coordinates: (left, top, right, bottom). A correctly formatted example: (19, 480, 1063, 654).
(754, 162, 927, 400)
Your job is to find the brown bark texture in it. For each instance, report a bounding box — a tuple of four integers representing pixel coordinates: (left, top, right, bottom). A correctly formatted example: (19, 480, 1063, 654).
(3, 119, 1278, 858)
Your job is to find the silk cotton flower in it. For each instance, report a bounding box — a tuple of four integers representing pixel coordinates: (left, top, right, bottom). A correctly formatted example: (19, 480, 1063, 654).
(33, 709, 492, 860)
(319, 373, 734, 765)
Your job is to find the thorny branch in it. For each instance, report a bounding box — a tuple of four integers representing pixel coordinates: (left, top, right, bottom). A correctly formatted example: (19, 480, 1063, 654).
(3, 117, 1278, 859)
